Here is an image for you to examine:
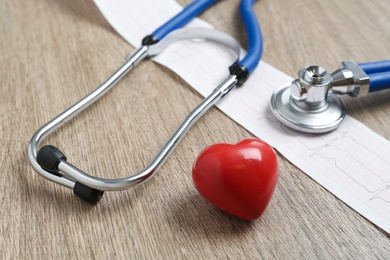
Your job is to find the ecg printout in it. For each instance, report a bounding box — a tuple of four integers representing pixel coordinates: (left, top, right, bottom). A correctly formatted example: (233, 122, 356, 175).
(94, 0, 390, 233)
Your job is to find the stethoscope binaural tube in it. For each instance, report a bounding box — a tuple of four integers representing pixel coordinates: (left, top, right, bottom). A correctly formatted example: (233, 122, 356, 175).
(28, 0, 263, 203)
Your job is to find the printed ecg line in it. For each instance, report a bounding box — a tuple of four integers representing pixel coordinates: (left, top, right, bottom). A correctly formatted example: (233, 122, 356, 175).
(311, 148, 390, 203)
(264, 114, 390, 204)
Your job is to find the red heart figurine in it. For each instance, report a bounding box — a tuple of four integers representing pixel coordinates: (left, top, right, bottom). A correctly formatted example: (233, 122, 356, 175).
(192, 138, 279, 220)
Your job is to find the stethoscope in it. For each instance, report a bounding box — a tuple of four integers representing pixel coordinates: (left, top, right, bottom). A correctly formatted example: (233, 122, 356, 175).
(270, 59, 390, 133)
(28, 0, 263, 203)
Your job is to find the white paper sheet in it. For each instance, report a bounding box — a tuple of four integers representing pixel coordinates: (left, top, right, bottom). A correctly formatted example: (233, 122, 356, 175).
(94, 0, 390, 233)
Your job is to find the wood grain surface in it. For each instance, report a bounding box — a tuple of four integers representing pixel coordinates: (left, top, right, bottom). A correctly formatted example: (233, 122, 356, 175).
(1, 0, 389, 258)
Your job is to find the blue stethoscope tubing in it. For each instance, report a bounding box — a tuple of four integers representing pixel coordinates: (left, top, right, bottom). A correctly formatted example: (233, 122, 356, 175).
(152, 0, 218, 41)
(237, 0, 263, 73)
(358, 60, 390, 92)
(151, 0, 263, 73)
(28, 0, 263, 203)
(152, 0, 262, 74)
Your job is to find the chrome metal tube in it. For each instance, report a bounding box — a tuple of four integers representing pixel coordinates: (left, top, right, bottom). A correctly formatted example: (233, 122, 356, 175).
(28, 28, 242, 192)
(57, 75, 238, 191)
(27, 46, 149, 188)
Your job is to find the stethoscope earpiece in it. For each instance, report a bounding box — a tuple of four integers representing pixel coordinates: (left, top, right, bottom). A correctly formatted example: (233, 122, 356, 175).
(37, 145, 104, 203)
(36, 145, 66, 175)
(73, 182, 104, 204)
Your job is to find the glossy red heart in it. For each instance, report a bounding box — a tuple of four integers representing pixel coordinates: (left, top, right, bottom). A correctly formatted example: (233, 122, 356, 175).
(192, 138, 279, 220)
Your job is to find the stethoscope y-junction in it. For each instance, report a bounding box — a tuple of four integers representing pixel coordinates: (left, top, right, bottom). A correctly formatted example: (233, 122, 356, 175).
(28, 0, 263, 203)
(270, 59, 390, 133)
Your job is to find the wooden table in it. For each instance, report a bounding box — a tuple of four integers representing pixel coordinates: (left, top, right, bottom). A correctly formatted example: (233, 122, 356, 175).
(1, 0, 389, 258)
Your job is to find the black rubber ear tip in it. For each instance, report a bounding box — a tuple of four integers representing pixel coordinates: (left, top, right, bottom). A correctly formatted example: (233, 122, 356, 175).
(73, 182, 104, 204)
(37, 145, 67, 172)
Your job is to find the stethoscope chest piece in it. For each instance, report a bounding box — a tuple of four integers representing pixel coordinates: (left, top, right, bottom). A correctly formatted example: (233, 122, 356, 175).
(270, 83, 346, 133)
(270, 65, 347, 133)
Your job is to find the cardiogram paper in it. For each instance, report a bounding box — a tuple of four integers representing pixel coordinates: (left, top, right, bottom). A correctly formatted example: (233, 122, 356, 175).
(94, 0, 390, 233)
